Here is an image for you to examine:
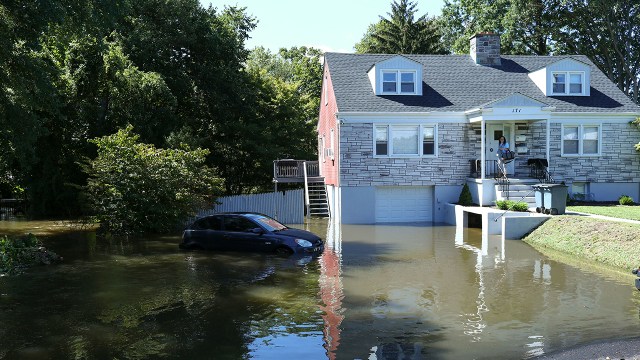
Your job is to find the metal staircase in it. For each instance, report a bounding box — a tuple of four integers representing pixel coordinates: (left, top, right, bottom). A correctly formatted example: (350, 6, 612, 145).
(273, 159, 331, 219)
(307, 182, 330, 217)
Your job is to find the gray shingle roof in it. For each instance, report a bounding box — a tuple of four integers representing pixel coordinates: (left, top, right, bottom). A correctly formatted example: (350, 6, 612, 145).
(325, 53, 640, 113)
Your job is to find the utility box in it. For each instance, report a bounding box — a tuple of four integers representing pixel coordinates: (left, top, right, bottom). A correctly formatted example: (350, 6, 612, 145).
(533, 184, 568, 215)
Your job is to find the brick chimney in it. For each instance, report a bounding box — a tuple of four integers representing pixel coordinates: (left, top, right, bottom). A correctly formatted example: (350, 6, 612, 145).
(470, 33, 501, 66)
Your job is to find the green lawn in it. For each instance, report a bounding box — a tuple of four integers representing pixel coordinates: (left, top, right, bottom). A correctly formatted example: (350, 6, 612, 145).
(523, 216, 640, 270)
(567, 205, 640, 221)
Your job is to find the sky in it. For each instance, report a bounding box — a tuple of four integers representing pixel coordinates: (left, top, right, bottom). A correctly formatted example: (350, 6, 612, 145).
(201, 0, 446, 53)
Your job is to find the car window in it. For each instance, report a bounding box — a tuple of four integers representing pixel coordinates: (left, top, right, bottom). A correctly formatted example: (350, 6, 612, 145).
(224, 216, 258, 232)
(192, 216, 222, 230)
(205, 216, 222, 230)
(246, 214, 287, 232)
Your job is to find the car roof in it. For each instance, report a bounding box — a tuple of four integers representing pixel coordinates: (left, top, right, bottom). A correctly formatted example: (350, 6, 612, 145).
(196, 212, 271, 219)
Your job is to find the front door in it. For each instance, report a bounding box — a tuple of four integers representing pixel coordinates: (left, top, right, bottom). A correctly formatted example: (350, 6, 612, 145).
(485, 124, 514, 176)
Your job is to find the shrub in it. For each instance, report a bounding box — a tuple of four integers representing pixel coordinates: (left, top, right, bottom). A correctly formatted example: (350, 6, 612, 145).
(458, 183, 473, 206)
(509, 201, 530, 212)
(85, 125, 223, 235)
(495, 200, 529, 212)
(0, 234, 61, 274)
(495, 200, 509, 210)
(619, 195, 635, 206)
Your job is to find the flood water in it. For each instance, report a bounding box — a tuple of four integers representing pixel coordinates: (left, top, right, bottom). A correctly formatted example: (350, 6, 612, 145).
(1, 219, 639, 359)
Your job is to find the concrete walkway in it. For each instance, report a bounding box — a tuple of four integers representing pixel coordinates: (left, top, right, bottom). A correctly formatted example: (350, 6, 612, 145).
(565, 210, 640, 225)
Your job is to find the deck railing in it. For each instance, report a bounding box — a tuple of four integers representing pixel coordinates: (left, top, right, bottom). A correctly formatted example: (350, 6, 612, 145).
(528, 159, 554, 183)
(470, 159, 501, 178)
(274, 160, 320, 179)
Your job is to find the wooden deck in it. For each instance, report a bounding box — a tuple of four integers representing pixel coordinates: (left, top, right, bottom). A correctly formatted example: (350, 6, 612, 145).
(273, 160, 323, 183)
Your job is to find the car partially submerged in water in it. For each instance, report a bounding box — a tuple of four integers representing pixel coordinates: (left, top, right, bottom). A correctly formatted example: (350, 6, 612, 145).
(180, 212, 324, 255)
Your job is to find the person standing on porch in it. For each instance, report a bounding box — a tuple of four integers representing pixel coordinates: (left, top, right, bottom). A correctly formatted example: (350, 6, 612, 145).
(497, 136, 510, 176)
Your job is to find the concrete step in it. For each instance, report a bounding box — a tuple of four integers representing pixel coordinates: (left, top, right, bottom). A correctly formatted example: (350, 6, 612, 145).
(498, 184, 535, 191)
(498, 190, 535, 198)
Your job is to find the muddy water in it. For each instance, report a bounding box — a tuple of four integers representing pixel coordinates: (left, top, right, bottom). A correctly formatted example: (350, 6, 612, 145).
(0, 219, 639, 359)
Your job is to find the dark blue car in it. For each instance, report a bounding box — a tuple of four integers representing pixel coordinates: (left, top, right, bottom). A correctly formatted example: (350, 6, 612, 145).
(180, 213, 324, 255)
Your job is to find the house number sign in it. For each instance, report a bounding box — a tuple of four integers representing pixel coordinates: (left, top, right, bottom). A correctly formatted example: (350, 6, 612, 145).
(512, 108, 522, 113)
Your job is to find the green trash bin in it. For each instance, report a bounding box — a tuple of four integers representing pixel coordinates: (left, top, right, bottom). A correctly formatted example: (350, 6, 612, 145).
(533, 184, 568, 215)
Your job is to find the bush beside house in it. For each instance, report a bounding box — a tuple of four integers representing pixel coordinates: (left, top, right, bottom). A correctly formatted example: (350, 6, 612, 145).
(85, 126, 223, 235)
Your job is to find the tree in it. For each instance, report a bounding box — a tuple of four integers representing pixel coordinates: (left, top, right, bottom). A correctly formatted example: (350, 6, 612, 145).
(247, 46, 323, 124)
(440, 0, 559, 55)
(85, 125, 222, 235)
(554, 0, 640, 104)
(355, 0, 446, 54)
(440, 0, 639, 106)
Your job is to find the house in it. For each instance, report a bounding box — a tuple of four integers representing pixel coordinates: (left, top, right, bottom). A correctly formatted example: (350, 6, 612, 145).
(316, 33, 640, 224)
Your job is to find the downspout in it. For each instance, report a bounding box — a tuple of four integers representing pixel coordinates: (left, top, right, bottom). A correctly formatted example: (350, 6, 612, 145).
(480, 119, 486, 206)
(334, 117, 341, 221)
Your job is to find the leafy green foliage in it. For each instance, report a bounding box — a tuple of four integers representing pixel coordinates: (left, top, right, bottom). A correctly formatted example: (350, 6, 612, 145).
(1, 0, 323, 216)
(355, 0, 446, 54)
(458, 183, 473, 206)
(441, 0, 559, 55)
(441, 0, 639, 107)
(496, 200, 529, 211)
(0, 234, 61, 274)
(509, 201, 530, 212)
(619, 195, 635, 206)
(496, 199, 509, 210)
(85, 125, 222, 235)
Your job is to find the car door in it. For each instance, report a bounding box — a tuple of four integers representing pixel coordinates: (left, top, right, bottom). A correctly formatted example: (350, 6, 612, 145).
(188, 216, 225, 250)
(221, 215, 268, 252)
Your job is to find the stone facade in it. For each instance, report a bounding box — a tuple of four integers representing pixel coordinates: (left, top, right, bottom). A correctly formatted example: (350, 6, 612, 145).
(548, 122, 640, 183)
(340, 122, 476, 187)
(470, 33, 501, 67)
(340, 120, 640, 187)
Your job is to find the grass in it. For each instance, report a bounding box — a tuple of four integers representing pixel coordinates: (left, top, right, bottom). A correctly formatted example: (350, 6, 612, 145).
(567, 204, 640, 221)
(523, 216, 640, 271)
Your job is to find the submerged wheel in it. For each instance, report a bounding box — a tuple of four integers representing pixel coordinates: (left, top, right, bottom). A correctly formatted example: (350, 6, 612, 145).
(544, 208, 551, 215)
(274, 246, 294, 256)
(536, 207, 542, 213)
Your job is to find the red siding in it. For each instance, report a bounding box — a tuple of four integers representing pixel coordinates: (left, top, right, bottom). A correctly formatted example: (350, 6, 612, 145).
(318, 62, 340, 186)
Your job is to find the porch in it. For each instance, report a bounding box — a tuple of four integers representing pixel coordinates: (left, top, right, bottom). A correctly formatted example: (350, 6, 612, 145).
(467, 158, 554, 208)
(469, 158, 552, 183)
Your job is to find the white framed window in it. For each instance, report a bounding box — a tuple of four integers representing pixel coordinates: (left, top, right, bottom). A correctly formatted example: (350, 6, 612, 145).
(374, 125, 437, 157)
(552, 71, 585, 95)
(571, 182, 589, 201)
(381, 70, 417, 95)
(562, 124, 601, 156)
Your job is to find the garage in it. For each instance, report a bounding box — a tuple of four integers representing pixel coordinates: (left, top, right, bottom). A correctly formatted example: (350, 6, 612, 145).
(375, 186, 434, 223)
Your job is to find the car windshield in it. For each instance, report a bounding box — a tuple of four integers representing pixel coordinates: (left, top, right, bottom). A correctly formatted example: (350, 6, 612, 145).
(246, 214, 287, 232)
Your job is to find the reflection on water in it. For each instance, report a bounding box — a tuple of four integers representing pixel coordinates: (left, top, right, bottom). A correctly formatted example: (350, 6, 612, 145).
(1, 219, 639, 359)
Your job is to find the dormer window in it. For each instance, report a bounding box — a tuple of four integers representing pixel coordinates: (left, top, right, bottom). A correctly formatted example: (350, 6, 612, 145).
(382, 72, 397, 92)
(381, 70, 417, 95)
(552, 71, 585, 95)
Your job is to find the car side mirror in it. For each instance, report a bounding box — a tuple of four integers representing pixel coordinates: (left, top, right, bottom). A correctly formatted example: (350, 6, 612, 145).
(250, 228, 264, 234)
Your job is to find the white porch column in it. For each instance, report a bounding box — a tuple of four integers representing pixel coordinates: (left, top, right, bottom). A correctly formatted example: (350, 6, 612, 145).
(545, 119, 550, 165)
(480, 119, 486, 206)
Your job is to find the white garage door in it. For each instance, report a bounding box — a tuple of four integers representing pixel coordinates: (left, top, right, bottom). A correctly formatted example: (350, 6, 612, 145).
(375, 186, 433, 223)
